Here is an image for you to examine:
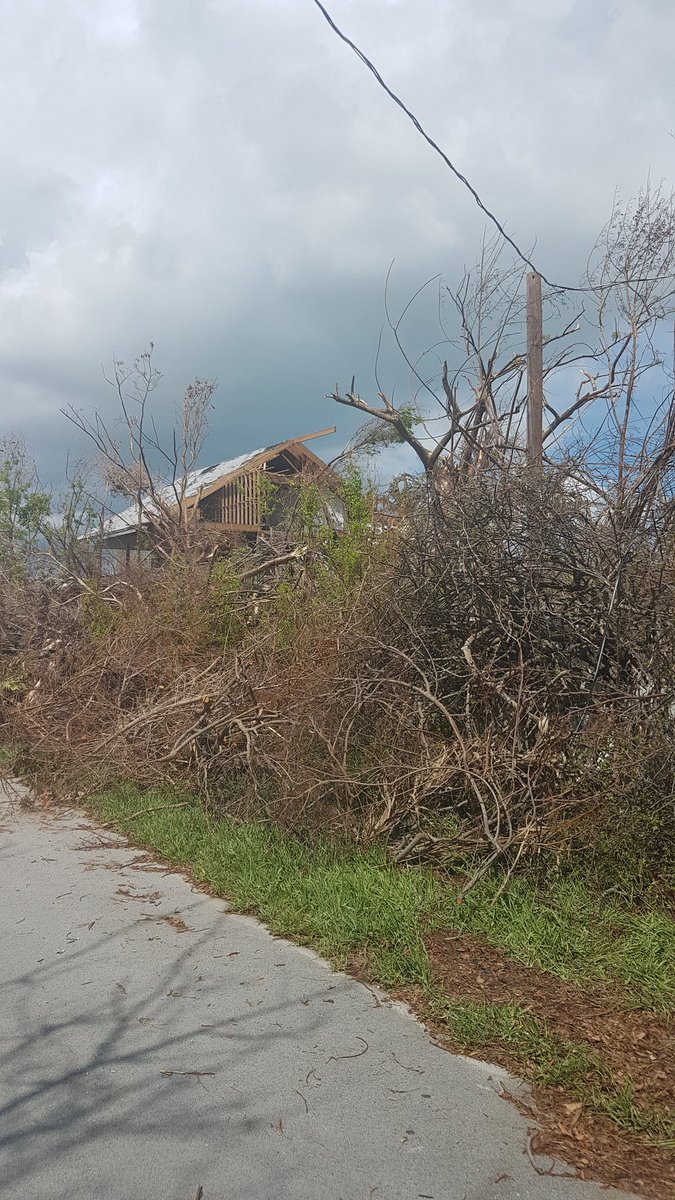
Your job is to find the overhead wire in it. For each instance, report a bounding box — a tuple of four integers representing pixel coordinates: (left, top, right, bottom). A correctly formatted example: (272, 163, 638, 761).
(310, 0, 675, 296)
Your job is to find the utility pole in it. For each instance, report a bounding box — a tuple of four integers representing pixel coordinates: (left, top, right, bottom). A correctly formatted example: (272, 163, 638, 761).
(526, 272, 544, 474)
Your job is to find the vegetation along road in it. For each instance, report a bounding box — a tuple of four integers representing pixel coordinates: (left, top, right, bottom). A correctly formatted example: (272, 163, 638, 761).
(0, 782, 640, 1200)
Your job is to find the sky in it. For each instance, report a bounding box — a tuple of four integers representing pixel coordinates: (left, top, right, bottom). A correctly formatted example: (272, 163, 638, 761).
(0, 0, 673, 486)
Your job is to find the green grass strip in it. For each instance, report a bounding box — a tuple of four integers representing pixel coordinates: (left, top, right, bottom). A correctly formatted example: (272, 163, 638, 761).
(448, 874, 675, 1011)
(427, 995, 674, 1145)
(89, 783, 436, 987)
(89, 784, 675, 1012)
(79, 784, 675, 1144)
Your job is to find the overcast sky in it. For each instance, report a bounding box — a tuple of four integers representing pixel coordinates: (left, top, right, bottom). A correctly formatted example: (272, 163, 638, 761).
(0, 0, 673, 484)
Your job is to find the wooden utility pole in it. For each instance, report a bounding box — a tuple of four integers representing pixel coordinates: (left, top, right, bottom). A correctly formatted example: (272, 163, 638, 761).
(526, 272, 544, 473)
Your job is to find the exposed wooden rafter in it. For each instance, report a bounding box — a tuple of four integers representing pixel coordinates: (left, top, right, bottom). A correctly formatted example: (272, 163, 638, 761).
(186, 428, 337, 510)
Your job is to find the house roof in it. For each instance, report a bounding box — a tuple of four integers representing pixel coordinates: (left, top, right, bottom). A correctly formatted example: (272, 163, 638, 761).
(102, 429, 336, 541)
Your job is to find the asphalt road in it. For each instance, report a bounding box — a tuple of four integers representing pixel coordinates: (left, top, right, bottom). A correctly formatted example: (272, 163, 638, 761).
(0, 782, 632, 1200)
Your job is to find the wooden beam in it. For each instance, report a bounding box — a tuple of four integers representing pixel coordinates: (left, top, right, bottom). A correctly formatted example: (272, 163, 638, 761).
(199, 521, 258, 532)
(526, 272, 544, 474)
(295, 426, 336, 444)
(193, 434, 339, 506)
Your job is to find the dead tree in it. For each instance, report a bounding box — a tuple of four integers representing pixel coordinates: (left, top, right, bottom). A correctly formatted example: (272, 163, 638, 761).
(63, 346, 217, 564)
(331, 191, 675, 513)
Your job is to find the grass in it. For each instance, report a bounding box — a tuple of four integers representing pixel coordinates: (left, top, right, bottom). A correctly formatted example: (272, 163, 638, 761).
(82, 783, 675, 1145)
(0, 743, 19, 771)
(88, 783, 675, 1011)
(89, 783, 436, 987)
(426, 994, 675, 1144)
(451, 874, 675, 1011)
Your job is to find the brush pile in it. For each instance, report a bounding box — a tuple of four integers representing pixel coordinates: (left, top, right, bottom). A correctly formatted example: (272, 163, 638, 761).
(2, 464, 673, 896)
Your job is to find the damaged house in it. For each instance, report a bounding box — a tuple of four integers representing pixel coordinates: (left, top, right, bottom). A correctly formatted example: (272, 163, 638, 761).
(100, 428, 343, 569)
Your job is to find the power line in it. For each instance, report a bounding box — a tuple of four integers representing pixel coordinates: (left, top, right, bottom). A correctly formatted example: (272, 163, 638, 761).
(311, 0, 546, 279)
(310, 0, 674, 296)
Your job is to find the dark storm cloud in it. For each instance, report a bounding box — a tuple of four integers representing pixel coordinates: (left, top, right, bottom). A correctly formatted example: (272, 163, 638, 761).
(0, 0, 673, 481)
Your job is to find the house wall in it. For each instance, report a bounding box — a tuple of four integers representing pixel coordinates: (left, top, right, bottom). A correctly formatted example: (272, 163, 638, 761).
(101, 534, 154, 573)
(100, 444, 343, 569)
(198, 470, 260, 530)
